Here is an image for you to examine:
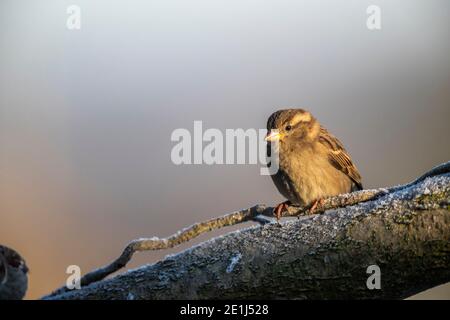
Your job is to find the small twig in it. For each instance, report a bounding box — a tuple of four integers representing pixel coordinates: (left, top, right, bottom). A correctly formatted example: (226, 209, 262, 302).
(45, 161, 450, 298)
(45, 189, 383, 297)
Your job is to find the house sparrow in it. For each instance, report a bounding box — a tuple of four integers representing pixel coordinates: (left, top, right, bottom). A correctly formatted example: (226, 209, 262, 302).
(0, 245, 28, 300)
(266, 109, 362, 219)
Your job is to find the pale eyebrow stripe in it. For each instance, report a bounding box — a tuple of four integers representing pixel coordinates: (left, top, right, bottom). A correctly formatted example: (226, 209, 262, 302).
(290, 112, 311, 125)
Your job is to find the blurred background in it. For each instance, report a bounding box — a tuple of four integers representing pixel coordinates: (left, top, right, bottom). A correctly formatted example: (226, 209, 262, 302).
(0, 0, 449, 299)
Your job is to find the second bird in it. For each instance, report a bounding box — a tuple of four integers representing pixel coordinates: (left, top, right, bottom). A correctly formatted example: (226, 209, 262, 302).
(265, 108, 363, 218)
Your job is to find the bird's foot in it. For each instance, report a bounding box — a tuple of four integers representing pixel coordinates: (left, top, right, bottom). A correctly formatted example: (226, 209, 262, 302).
(309, 198, 325, 214)
(273, 201, 291, 221)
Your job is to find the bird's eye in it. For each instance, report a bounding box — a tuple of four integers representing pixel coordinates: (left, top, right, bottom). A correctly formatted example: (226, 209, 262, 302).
(285, 125, 292, 131)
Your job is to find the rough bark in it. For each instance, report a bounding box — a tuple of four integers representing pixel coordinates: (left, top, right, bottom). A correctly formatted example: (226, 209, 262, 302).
(45, 168, 450, 300)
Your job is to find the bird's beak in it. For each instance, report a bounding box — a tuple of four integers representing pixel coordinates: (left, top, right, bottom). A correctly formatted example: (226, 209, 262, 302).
(265, 131, 282, 142)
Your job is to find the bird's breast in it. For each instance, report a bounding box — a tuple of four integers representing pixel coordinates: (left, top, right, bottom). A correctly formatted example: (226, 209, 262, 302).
(275, 146, 352, 205)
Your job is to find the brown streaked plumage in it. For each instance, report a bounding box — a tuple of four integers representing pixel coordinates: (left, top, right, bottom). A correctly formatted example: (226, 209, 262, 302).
(266, 108, 362, 218)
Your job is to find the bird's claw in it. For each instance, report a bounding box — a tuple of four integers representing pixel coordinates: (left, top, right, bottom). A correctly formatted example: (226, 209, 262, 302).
(309, 198, 325, 214)
(273, 201, 290, 221)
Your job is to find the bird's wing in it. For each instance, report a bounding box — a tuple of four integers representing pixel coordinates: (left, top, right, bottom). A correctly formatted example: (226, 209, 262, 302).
(318, 126, 363, 190)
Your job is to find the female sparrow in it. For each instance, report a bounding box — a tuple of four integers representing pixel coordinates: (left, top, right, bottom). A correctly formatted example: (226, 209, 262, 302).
(265, 109, 363, 219)
(0, 245, 28, 300)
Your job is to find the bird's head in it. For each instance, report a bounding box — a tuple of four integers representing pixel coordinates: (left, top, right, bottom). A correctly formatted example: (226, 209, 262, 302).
(0, 245, 29, 300)
(0, 245, 29, 279)
(265, 108, 320, 144)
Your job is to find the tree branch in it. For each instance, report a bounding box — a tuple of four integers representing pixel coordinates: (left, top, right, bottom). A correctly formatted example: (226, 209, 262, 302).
(44, 161, 450, 300)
